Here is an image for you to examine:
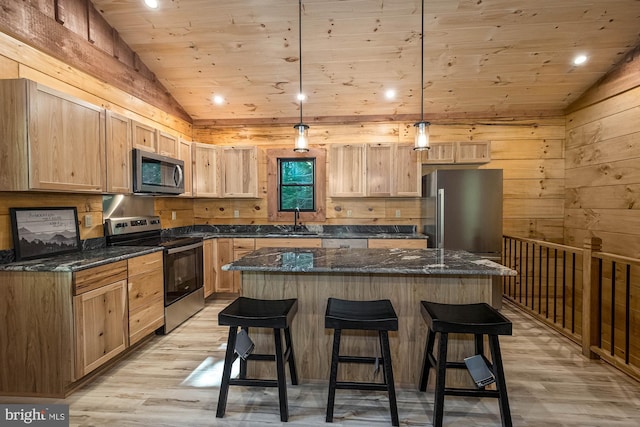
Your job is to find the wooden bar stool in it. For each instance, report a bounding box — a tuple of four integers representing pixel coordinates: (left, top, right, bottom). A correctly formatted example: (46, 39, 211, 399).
(216, 297, 298, 422)
(325, 297, 399, 426)
(419, 301, 513, 427)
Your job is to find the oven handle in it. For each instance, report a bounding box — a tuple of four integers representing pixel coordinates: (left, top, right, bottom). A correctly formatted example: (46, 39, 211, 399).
(166, 241, 203, 254)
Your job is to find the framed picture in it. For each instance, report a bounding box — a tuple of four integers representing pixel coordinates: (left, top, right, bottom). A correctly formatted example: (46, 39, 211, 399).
(9, 207, 81, 261)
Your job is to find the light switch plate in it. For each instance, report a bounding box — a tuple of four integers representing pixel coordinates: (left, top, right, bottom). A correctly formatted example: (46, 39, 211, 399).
(171, 211, 177, 220)
(84, 214, 92, 228)
(233, 209, 240, 218)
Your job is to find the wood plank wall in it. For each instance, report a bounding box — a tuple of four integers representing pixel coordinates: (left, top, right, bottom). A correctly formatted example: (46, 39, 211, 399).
(0, 31, 192, 251)
(565, 86, 640, 257)
(186, 119, 566, 242)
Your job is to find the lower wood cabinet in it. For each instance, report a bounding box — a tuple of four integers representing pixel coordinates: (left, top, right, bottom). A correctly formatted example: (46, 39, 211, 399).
(214, 238, 235, 293)
(127, 252, 164, 345)
(203, 239, 216, 298)
(73, 279, 128, 378)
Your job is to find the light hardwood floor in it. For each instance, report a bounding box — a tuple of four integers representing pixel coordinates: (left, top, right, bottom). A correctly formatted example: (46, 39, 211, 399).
(2, 297, 640, 426)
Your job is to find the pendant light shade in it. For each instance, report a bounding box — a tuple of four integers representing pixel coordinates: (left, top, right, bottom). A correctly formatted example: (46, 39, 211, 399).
(414, 120, 430, 150)
(293, 0, 310, 152)
(293, 123, 309, 152)
(414, 0, 431, 151)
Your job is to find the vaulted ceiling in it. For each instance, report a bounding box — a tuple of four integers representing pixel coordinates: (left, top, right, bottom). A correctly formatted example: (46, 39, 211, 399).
(91, 0, 640, 123)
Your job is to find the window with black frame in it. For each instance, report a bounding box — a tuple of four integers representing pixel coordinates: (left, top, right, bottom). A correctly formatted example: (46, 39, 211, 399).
(278, 158, 315, 212)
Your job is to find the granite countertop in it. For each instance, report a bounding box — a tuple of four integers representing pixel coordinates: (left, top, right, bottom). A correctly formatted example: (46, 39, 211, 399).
(223, 247, 517, 276)
(0, 225, 426, 273)
(166, 224, 427, 240)
(0, 246, 162, 272)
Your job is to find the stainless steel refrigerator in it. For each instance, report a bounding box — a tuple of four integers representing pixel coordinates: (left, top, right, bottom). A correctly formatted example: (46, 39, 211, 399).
(422, 169, 503, 259)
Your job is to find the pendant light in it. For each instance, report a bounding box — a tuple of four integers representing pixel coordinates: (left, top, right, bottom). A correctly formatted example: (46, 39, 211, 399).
(414, 0, 430, 151)
(293, 0, 310, 152)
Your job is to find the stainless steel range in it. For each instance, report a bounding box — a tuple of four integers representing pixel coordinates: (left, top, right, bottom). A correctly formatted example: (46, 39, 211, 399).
(104, 215, 204, 334)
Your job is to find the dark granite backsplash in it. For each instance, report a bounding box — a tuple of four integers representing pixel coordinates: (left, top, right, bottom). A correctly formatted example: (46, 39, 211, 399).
(165, 224, 417, 236)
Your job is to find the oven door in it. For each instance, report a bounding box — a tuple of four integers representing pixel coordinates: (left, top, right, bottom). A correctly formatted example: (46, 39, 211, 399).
(164, 241, 203, 306)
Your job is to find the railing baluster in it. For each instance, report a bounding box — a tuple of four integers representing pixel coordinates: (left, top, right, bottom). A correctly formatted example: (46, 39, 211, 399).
(562, 251, 566, 329)
(611, 261, 616, 357)
(571, 252, 576, 334)
(519, 240, 523, 303)
(531, 243, 536, 310)
(553, 248, 558, 324)
(545, 247, 550, 319)
(525, 242, 529, 307)
(538, 245, 543, 315)
(625, 264, 631, 365)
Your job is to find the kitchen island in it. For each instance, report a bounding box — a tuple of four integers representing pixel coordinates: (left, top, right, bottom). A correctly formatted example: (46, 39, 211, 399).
(223, 247, 516, 388)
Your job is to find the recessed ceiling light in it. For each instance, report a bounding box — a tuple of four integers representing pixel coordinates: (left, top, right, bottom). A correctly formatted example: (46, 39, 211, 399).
(212, 95, 225, 105)
(297, 93, 306, 101)
(573, 54, 588, 66)
(385, 89, 396, 100)
(144, 0, 159, 9)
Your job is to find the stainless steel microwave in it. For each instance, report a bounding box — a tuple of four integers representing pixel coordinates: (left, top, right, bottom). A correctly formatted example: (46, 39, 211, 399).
(132, 148, 185, 195)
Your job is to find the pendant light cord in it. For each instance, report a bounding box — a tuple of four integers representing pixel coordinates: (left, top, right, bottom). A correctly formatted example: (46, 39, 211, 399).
(420, 0, 424, 121)
(299, 0, 303, 123)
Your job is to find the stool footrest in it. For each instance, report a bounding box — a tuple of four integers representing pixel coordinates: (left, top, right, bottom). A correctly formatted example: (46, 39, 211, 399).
(335, 381, 389, 392)
(338, 355, 379, 365)
(444, 387, 501, 398)
(229, 378, 279, 388)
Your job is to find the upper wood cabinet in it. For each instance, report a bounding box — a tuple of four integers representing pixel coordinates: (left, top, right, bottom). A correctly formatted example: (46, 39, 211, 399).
(0, 79, 106, 193)
(131, 120, 157, 153)
(420, 141, 491, 164)
(192, 142, 220, 197)
(331, 143, 420, 198)
(456, 141, 491, 163)
(220, 146, 258, 198)
(366, 143, 394, 197)
(329, 144, 367, 197)
(394, 143, 422, 197)
(421, 142, 456, 164)
(158, 131, 179, 158)
(178, 138, 193, 197)
(105, 111, 132, 194)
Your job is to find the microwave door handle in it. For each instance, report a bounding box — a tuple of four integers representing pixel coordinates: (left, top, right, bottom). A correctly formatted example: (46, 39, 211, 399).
(174, 164, 184, 187)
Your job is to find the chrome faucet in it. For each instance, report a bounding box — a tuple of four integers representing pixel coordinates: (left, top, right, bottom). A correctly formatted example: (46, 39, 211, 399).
(293, 207, 301, 231)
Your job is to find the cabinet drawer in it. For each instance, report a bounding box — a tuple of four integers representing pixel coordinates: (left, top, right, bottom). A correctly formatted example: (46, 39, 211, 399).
(322, 239, 367, 249)
(255, 238, 322, 249)
(368, 239, 427, 249)
(74, 261, 127, 295)
(128, 252, 163, 276)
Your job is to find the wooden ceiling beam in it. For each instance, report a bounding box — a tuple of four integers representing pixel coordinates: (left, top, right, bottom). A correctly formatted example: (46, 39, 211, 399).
(0, 0, 192, 123)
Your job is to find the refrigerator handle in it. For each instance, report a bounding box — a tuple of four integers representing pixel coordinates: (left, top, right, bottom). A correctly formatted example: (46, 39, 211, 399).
(438, 188, 445, 249)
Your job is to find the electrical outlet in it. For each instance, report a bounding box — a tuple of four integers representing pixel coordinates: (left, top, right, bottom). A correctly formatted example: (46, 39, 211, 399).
(395, 209, 401, 218)
(233, 209, 240, 218)
(171, 211, 177, 220)
(346, 210, 353, 217)
(84, 214, 93, 228)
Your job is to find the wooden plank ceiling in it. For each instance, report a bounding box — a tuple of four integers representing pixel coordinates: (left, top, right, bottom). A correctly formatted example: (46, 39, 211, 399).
(90, 0, 640, 123)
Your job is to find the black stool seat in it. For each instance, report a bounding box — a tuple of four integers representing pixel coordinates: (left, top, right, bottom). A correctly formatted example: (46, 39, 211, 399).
(216, 297, 298, 422)
(325, 298, 399, 426)
(325, 298, 398, 331)
(421, 301, 512, 335)
(419, 300, 513, 427)
(218, 296, 298, 329)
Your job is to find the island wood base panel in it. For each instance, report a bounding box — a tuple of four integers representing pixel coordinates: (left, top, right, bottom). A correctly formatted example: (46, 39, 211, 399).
(241, 271, 498, 388)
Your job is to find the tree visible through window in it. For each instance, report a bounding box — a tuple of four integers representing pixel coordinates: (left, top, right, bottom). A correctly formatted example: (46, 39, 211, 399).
(279, 158, 315, 211)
